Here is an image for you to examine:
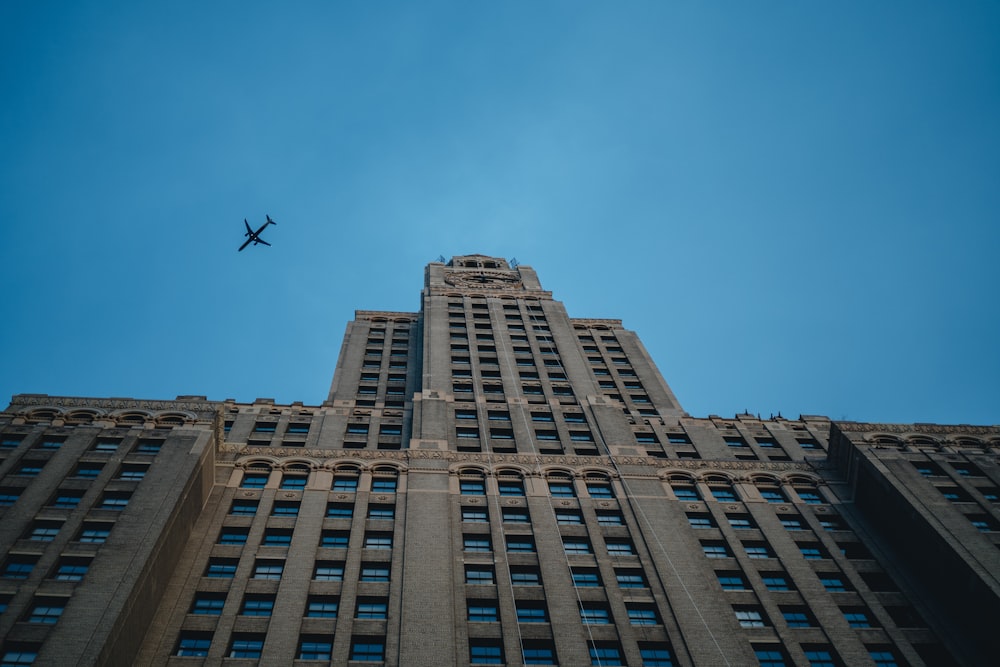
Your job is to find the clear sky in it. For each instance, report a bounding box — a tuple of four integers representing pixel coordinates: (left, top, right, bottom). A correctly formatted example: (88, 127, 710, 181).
(2, 1, 997, 426)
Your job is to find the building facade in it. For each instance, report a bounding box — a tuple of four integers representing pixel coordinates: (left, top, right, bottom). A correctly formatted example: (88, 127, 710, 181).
(1, 255, 997, 666)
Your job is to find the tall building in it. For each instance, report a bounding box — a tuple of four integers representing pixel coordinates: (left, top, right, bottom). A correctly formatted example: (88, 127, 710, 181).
(1, 254, 997, 667)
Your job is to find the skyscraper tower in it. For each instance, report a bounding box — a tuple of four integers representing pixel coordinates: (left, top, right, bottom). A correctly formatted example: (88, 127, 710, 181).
(1, 255, 997, 666)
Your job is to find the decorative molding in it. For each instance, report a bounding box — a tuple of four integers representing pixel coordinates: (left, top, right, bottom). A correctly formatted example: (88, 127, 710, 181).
(835, 421, 1000, 436)
(570, 318, 624, 329)
(10, 395, 218, 417)
(222, 447, 818, 482)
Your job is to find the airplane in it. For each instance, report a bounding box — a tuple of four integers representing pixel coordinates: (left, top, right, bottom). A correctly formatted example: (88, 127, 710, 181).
(238, 215, 276, 252)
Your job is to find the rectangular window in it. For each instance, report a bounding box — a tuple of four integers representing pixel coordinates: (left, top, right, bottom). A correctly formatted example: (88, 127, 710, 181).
(98, 491, 131, 511)
(332, 476, 359, 492)
(326, 503, 353, 519)
(672, 486, 699, 501)
(502, 508, 529, 523)
(51, 557, 90, 581)
(820, 576, 848, 592)
(355, 598, 388, 619)
(321, 531, 350, 548)
(368, 505, 395, 520)
(462, 508, 488, 522)
(364, 533, 392, 550)
(639, 644, 675, 667)
(510, 567, 541, 586)
(465, 566, 495, 585)
(563, 539, 592, 555)
(606, 540, 635, 556)
(78, 522, 113, 543)
(589, 643, 624, 666)
(497, 480, 524, 496)
(228, 635, 265, 659)
(556, 510, 583, 524)
(305, 596, 339, 618)
(135, 439, 163, 453)
(240, 595, 275, 616)
(782, 608, 813, 627)
(596, 511, 624, 526)
(468, 601, 499, 622)
(616, 569, 647, 588)
(314, 562, 345, 581)
(371, 478, 397, 493)
(572, 568, 601, 587)
(745, 543, 774, 559)
(470, 641, 504, 665)
(735, 607, 767, 627)
(460, 480, 486, 495)
(627, 604, 660, 626)
(191, 592, 227, 615)
(27, 597, 65, 624)
(175, 632, 212, 657)
(548, 482, 575, 497)
(261, 529, 293, 546)
(27, 521, 62, 542)
(587, 483, 613, 498)
(253, 560, 284, 579)
(271, 501, 300, 516)
(506, 537, 535, 552)
(280, 474, 307, 490)
(360, 565, 390, 582)
(230, 500, 258, 515)
(581, 605, 612, 624)
(717, 572, 748, 590)
(516, 602, 549, 623)
(298, 638, 332, 660)
(241, 473, 269, 488)
(762, 574, 792, 591)
(205, 558, 239, 578)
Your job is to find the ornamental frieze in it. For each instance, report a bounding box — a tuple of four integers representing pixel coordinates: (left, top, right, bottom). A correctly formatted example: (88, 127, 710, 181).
(221, 445, 815, 474)
(835, 421, 1000, 436)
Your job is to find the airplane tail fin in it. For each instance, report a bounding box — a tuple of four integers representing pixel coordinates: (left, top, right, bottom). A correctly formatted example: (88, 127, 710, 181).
(266, 214, 276, 225)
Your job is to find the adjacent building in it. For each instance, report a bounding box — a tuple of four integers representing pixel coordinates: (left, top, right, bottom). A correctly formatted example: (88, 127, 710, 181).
(1, 255, 997, 666)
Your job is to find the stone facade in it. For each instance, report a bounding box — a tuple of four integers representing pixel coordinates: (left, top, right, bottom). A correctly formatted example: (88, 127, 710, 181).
(1, 255, 997, 666)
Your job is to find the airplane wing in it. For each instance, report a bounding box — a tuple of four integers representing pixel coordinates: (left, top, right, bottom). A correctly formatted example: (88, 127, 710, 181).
(255, 238, 271, 247)
(244, 219, 253, 235)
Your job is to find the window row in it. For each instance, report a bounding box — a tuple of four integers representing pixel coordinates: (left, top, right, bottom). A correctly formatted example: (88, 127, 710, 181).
(239, 470, 398, 492)
(204, 558, 391, 582)
(175, 633, 386, 661)
(228, 499, 393, 520)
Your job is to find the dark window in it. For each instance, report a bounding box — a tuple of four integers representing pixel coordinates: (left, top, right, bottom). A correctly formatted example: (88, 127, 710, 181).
(298, 637, 332, 660)
(228, 634, 265, 659)
(205, 558, 239, 578)
(230, 499, 258, 515)
(51, 557, 90, 581)
(191, 592, 227, 615)
(175, 632, 212, 657)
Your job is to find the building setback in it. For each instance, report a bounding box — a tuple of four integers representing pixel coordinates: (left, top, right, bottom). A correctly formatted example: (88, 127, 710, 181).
(1, 254, 997, 667)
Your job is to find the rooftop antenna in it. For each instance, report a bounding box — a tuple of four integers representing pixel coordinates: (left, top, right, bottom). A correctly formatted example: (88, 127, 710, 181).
(436, 255, 446, 264)
(509, 257, 519, 268)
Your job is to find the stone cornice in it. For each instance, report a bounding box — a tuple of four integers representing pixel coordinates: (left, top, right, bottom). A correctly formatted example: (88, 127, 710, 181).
(834, 421, 1000, 437)
(9, 394, 219, 416)
(570, 318, 624, 329)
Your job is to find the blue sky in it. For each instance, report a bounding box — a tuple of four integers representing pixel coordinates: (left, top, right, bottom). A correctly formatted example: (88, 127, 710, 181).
(1, 1, 997, 425)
